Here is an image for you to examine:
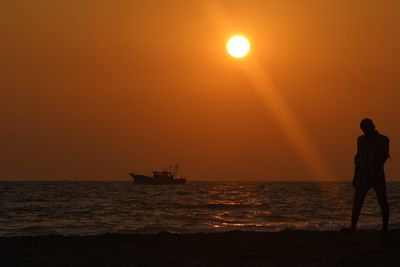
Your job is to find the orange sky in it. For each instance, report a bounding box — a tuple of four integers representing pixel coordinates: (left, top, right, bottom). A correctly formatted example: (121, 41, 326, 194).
(1, 0, 400, 181)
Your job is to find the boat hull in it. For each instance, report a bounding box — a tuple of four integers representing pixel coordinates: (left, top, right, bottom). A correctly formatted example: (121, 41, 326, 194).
(129, 174, 186, 185)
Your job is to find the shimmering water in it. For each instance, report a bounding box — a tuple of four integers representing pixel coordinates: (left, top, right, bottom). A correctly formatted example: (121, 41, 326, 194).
(1, 181, 399, 236)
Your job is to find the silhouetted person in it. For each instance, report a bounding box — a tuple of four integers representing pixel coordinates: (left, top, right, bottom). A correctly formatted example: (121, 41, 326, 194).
(343, 118, 390, 233)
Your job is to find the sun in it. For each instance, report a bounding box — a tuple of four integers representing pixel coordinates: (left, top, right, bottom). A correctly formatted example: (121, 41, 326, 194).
(227, 35, 251, 59)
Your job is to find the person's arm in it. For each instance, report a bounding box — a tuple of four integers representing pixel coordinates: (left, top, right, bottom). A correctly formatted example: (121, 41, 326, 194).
(352, 137, 361, 186)
(380, 136, 390, 166)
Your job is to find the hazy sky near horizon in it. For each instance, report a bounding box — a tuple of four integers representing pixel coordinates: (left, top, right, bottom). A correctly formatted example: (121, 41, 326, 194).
(1, 0, 400, 180)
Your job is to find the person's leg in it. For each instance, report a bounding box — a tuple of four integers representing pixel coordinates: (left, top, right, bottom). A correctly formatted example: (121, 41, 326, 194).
(373, 181, 390, 232)
(350, 183, 370, 230)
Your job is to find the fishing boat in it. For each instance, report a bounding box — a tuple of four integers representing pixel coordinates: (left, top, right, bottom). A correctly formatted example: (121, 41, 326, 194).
(129, 165, 186, 185)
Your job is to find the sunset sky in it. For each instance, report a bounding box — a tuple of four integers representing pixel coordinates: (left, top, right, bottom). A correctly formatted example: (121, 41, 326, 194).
(1, 0, 399, 180)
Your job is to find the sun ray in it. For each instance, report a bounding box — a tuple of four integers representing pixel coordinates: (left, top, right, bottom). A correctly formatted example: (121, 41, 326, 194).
(201, 1, 336, 180)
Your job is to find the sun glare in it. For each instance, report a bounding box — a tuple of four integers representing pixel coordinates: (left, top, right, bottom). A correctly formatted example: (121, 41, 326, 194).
(227, 35, 251, 59)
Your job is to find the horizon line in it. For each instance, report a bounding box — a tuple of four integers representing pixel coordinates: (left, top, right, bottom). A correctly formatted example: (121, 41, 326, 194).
(1, 179, 400, 182)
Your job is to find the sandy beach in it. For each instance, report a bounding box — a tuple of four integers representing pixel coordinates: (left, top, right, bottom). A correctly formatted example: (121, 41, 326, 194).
(1, 230, 399, 266)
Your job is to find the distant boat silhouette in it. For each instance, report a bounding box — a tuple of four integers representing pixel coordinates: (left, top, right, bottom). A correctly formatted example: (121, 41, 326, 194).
(129, 165, 186, 185)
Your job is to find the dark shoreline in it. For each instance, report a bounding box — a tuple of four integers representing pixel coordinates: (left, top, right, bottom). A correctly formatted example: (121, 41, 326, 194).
(1, 230, 400, 267)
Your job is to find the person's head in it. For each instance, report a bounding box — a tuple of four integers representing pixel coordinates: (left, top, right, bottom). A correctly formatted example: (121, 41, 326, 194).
(360, 118, 376, 135)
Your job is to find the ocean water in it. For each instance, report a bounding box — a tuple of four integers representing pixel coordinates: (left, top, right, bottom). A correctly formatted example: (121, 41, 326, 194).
(0, 181, 399, 236)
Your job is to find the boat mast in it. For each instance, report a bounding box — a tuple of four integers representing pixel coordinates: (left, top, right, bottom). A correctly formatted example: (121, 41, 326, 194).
(173, 164, 179, 178)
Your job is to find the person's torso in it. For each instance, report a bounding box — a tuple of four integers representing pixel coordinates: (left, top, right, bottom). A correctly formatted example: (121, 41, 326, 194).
(357, 132, 388, 182)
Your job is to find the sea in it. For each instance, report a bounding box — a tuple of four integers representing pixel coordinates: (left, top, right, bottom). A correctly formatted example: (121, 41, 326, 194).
(1, 181, 399, 236)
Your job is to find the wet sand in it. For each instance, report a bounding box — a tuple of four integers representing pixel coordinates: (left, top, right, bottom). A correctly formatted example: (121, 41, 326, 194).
(1, 230, 399, 266)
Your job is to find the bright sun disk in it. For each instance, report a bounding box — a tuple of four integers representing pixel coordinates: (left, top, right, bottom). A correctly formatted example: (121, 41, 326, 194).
(227, 35, 251, 59)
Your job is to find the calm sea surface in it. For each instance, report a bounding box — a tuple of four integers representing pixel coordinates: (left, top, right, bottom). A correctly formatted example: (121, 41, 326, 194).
(0, 181, 399, 236)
